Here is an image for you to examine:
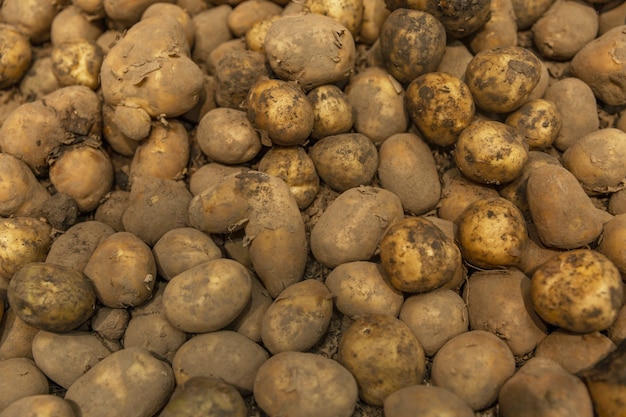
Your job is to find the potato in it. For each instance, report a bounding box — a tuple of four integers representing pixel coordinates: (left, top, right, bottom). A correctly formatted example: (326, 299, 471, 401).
(377, 132, 441, 214)
(437, 168, 499, 223)
(399, 288, 469, 356)
(465, 46, 541, 114)
(456, 197, 528, 269)
(103, 0, 175, 29)
(257, 146, 320, 209)
(431, 330, 516, 410)
(608, 305, 626, 345)
(159, 377, 246, 417)
(51, 39, 103, 89)
(163, 258, 252, 333)
(129, 120, 190, 181)
(534, 330, 616, 374)
(309, 133, 378, 192)
(597, 214, 626, 275)
(49, 145, 114, 213)
(0, 153, 49, 218)
(468, 0, 518, 53)
(384, 385, 474, 417)
(1, 0, 62, 43)
(599, 1, 626, 35)
(84, 232, 156, 308)
(0, 24, 32, 89)
(531, 249, 624, 333)
(0, 358, 49, 412)
(90, 307, 130, 341)
(307, 84, 355, 140)
(454, 120, 529, 185)
(338, 314, 426, 406)
(254, 351, 358, 417)
(505, 99, 562, 150)
(64, 347, 175, 417)
(562, 128, 626, 194)
(111, 104, 152, 142)
(245, 15, 281, 53)
(543, 77, 599, 151)
(227, 0, 281, 37)
(526, 164, 612, 249)
(122, 176, 192, 246)
(191, 5, 233, 68)
(32, 331, 112, 389)
(261, 279, 333, 354)
(380, 216, 461, 293)
(498, 357, 594, 417)
(304, 0, 363, 37)
(94, 191, 129, 232)
(264, 13, 356, 91)
(359, 0, 390, 44)
(511, 0, 555, 29)
(214, 49, 270, 109)
(227, 272, 273, 342)
(405, 72, 475, 147)
(172, 330, 269, 393)
(325, 261, 404, 319)
(189, 171, 307, 298)
(7, 262, 95, 333)
(379, 8, 446, 84)
(345, 66, 408, 145)
(463, 269, 548, 356)
(152, 227, 222, 280)
(310, 186, 404, 268)
(0, 309, 39, 360)
(141, 3, 194, 48)
(0, 395, 76, 417)
(19, 56, 59, 101)
(45, 221, 115, 273)
(571, 25, 626, 106)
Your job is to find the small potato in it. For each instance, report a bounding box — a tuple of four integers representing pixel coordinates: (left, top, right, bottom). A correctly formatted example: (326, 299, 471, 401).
(19, 56, 59, 101)
(465, 46, 542, 113)
(214, 49, 270, 109)
(531, 249, 624, 333)
(227, 0, 281, 37)
(257, 146, 320, 209)
(310, 186, 404, 268)
(93, 191, 129, 232)
(163, 258, 252, 334)
(309, 133, 378, 192)
(437, 40, 473, 81)
(196, 107, 261, 165)
(400, 288, 469, 356)
(246, 78, 314, 146)
(377, 133, 441, 215)
(325, 261, 404, 319)
(562, 128, 626, 194)
(431, 330, 516, 410)
(254, 351, 358, 417)
(152, 227, 222, 280)
(0, 308, 39, 360)
(358, 0, 390, 45)
(380, 216, 461, 293)
(454, 120, 529, 185)
(245, 15, 280, 53)
(261, 279, 333, 354)
(50, 5, 103, 45)
(505, 99, 562, 150)
(172, 330, 269, 394)
(191, 5, 233, 67)
(0, 395, 76, 417)
(8, 262, 96, 333)
(64, 347, 175, 417)
(469, 0, 518, 53)
(227, 273, 273, 342)
(345, 66, 408, 145)
(379, 8, 447, 84)
(51, 40, 103, 89)
(384, 385, 474, 417)
(534, 330, 616, 374)
(0, 358, 49, 412)
(0, 24, 32, 89)
(264, 14, 356, 91)
(498, 357, 594, 417)
(307, 84, 355, 140)
(304, 0, 364, 37)
(456, 197, 528, 269)
(437, 168, 499, 223)
(111, 104, 151, 142)
(90, 307, 130, 341)
(141, 3, 195, 48)
(511, 0, 554, 29)
(338, 314, 426, 406)
(597, 214, 626, 275)
(84, 232, 157, 308)
(463, 269, 548, 356)
(160, 377, 247, 417)
(0, 217, 51, 283)
(405, 71, 475, 147)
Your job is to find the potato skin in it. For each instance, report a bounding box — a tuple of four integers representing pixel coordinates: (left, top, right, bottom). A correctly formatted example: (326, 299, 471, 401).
(0, 24, 32, 89)
(8, 262, 96, 333)
(0, 217, 51, 283)
(159, 377, 247, 417)
(0, 358, 49, 412)
(384, 385, 474, 417)
(505, 99, 562, 150)
(0, 394, 77, 417)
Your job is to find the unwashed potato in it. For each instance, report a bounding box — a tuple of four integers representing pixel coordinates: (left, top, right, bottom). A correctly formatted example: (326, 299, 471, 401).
(8, 262, 96, 333)
(307, 84, 355, 140)
(510, 0, 555, 29)
(1, 0, 62, 43)
(437, 168, 499, 223)
(309, 186, 404, 268)
(0, 217, 51, 285)
(191, 5, 233, 68)
(0, 395, 76, 417)
(597, 214, 626, 275)
(50, 39, 104, 89)
(254, 351, 358, 417)
(245, 15, 281, 53)
(384, 385, 474, 417)
(358, 0, 390, 45)
(304, 0, 364, 37)
(0, 24, 32, 89)
(93, 191, 129, 232)
(213, 49, 270, 109)
(498, 357, 594, 417)
(227, 0, 282, 38)
(338, 314, 426, 406)
(90, 307, 130, 342)
(505, 99, 562, 150)
(163, 258, 252, 334)
(531, 249, 624, 333)
(469, 0, 518, 53)
(49, 5, 102, 45)
(171, 330, 269, 394)
(534, 330, 616, 374)
(140, 2, 195, 48)
(325, 261, 404, 319)
(431, 330, 516, 410)
(64, 347, 175, 417)
(261, 279, 333, 354)
(159, 377, 246, 417)
(0, 308, 39, 360)
(227, 272, 273, 342)
(0, 358, 49, 412)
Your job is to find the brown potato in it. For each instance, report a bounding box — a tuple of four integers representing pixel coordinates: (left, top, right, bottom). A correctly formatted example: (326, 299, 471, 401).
(384, 385, 474, 417)
(307, 84, 355, 140)
(437, 168, 499, 223)
(469, 0, 518, 53)
(227, 0, 281, 37)
(160, 377, 247, 417)
(191, 5, 233, 68)
(505, 99, 562, 150)
(141, 3, 194, 48)
(511, 0, 554, 29)
(93, 191, 129, 232)
(214, 49, 270, 109)
(0, 153, 49, 218)
(90, 307, 130, 341)
(0, 358, 49, 412)
(0, 308, 39, 361)
(534, 330, 616, 374)
(1, 0, 62, 43)
(358, 0, 390, 45)
(0, 217, 52, 284)
(51, 39, 103, 89)
(0, 24, 32, 89)
(0, 395, 76, 417)
(227, 272, 273, 342)
(531, 249, 624, 333)
(245, 15, 281, 53)
(597, 214, 626, 275)
(304, 0, 364, 37)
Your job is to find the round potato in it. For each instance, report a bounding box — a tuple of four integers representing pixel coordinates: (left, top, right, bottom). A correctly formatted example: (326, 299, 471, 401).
(160, 377, 246, 417)
(307, 84, 355, 140)
(384, 385, 474, 417)
(0, 395, 76, 417)
(51, 39, 103, 89)
(437, 168, 499, 223)
(505, 98, 562, 150)
(254, 351, 358, 417)
(163, 258, 252, 334)
(531, 249, 624, 333)
(0, 217, 51, 283)
(0, 24, 32, 89)
(8, 262, 96, 333)
(304, 0, 364, 37)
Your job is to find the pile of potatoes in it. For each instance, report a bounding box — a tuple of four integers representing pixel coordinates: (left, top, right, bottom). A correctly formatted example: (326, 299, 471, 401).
(2, 0, 626, 416)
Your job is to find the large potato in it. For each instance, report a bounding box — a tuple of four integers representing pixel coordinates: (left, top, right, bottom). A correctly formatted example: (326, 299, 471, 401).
(254, 351, 358, 417)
